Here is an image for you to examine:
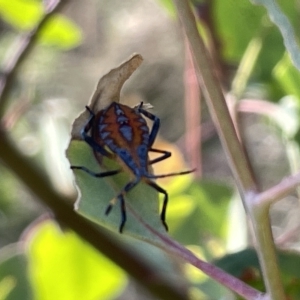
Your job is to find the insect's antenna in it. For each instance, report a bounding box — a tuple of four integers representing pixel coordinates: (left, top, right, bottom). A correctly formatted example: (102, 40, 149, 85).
(148, 169, 195, 179)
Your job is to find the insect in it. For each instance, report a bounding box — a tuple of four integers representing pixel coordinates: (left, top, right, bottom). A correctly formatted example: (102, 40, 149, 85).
(71, 102, 194, 233)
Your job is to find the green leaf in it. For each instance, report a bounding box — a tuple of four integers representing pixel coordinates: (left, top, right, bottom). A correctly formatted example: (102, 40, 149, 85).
(26, 220, 127, 300)
(0, 0, 43, 30)
(38, 14, 82, 50)
(250, 0, 300, 71)
(273, 52, 300, 99)
(191, 180, 232, 237)
(0, 245, 33, 300)
(214, 0, 285, 86)
(213, 0, 265, 62)
(0, 0, 82, 50)
(215, 248, 300, 298)
(252, 28, 285, 83)
(197, 278, 233, 299)
(0, 166, 20, 211)
(156, 0, 176, 17)
(67, 140, 168, 242)
(169, 180, 233, 246)
(215, 248, 261, 278)
(272, 95, 300, 138)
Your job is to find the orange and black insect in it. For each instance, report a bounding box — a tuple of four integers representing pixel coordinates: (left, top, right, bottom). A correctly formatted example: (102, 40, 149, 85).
(71, 102, 194, 233)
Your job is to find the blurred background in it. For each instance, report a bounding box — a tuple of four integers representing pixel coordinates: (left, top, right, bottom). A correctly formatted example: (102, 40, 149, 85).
(1, 0, 300, 299)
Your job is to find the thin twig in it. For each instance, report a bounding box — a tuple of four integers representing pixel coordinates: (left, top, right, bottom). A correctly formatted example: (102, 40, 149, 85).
(184, 39, 201, 176)
(255, 171, 300, 207)
(0, 0, 69, 118)
(127, 204, 267, 300)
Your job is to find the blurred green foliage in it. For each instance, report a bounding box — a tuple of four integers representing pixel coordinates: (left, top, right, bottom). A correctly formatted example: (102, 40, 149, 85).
(0, 246, 32, 300)
(0, 0, 82, 49)
(38, 15, 82, 50)
(1, 0, 300, 299)
(26, 221, 127, 300)
(0, 0, 43, 30)
(168, 180, 232, 247)
(215, 248, 300, 299)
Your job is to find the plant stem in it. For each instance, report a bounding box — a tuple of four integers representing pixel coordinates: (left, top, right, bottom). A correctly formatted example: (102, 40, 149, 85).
(256, 171, 300, 207)
(127, 204, 267, 300)
(171, 0, 286, 298)
(172, 0, 257, 193)
(249, 202, 285, 300)
(251, 0, 300, 70)
(184, 40, 201, 176)
(231, 36, 262, 100)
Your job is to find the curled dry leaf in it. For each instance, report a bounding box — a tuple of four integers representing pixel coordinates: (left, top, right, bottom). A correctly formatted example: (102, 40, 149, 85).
(71, 54, 143, 140)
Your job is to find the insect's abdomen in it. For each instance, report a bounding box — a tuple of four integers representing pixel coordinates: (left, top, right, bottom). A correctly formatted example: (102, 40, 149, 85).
(92, 102, 149, 171)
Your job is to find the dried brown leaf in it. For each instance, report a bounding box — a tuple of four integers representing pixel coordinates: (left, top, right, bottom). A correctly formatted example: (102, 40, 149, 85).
(71, 54, 143, 140)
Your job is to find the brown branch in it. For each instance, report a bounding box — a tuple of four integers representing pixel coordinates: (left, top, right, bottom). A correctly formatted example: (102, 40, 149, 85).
(0, 0, 70, 118)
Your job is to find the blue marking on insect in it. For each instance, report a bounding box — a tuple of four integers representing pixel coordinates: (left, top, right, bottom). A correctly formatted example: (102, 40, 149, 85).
(99, 124, 108, 131)
(137, 144, 147, 157)
(100, 131, 110, 139)
(142, 133, 149, 144)
(119, 125, 133, 142)
(137, 145, 148, 168)
(105, 139, 117, 150)
(70, 101, 195, 233)
(115, 105, 124, 115)
(140, 125, 148, 132)
(116, 148, 140, 173)
(117, 115, 129, 123)
(138, 117, 146, 124)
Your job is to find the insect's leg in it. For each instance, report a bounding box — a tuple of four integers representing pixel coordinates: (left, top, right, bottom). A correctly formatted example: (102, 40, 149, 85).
(70, 166, 121, 178)
(105, 179, 140, 233)
(137, 103, 160, 147)
(146, 180, 168, 231)
(80, 106, 112, 157)
(82, 134, 112, 157)
(81, 105, 95, 133)
(148, 168, 196, 179)
(119, 195, 126, 233)
(149, 148, 171, 165)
